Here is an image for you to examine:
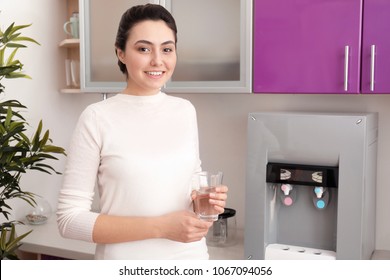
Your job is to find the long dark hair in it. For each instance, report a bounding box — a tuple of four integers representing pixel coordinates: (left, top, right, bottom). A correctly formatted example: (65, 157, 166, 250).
(114, 4, 177, 77)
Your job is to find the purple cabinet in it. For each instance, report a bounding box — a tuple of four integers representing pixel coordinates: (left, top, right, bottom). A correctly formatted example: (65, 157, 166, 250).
(361, 0, 390, 94)
(253, 0, 362, 94)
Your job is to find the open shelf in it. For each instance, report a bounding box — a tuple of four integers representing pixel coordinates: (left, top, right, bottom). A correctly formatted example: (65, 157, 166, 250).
(60, 88, 82, 94)
(59, 38, 80, 48)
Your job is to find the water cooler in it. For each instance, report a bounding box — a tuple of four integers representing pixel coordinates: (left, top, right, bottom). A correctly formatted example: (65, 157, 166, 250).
(245, 112, 378, 260)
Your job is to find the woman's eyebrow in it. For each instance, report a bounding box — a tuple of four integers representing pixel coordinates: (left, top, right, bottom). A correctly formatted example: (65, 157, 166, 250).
(135, 40, 175, 46)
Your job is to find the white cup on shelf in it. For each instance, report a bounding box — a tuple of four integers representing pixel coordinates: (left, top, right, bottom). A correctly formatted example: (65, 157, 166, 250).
(65, 59, 80, 88)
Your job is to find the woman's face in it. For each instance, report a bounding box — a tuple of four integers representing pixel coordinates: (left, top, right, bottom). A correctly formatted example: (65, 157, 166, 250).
(117, 20, 177, 95)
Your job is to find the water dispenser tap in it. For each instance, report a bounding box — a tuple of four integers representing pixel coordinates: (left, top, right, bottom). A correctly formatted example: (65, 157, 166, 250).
(314, 186, 325, 198)
(281, 184, 293, 195)
(312, 186, 329, 210)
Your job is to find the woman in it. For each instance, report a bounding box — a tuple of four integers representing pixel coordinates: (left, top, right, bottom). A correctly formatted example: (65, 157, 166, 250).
(57, 4, 228, 260)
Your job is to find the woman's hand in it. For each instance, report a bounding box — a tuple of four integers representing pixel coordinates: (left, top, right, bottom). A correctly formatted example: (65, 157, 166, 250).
(191, 185, 229, 215)
(209, 185, 228, 214)
(158, 211, 212, 243)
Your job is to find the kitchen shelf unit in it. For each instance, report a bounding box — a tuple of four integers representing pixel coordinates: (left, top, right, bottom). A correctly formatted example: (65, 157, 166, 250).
(60, 0, 81, 94)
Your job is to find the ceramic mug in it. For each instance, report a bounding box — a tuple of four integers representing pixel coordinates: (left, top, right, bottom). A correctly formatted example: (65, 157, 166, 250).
(63, 12, 79, 39)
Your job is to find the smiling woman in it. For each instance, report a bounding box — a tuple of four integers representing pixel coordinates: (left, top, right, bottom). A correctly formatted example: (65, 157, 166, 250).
(116, 20, 177, 96)
(56, 4, 228, 260)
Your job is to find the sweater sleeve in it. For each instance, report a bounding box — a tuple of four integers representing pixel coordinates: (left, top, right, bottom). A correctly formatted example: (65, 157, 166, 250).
(57, 106, 100, 242)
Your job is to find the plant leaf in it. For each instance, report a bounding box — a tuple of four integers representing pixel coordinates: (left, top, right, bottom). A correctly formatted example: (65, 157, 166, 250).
(31, 120, 43, 151)
(12, 36, 40, 46)
(2, 22, 15, 38)
(5, 72, 31, 79)
(39, 130, 50, 148)
(3, 23, 31, 38)
(3, 42, 27, 49)
(0, 48, 4, 66)
(4, 106, 12, 128)
(41, 145, 66, 154)
(5, 48, 19, 66)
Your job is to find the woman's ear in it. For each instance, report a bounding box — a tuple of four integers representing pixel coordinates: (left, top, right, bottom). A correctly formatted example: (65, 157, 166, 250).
(116, 48, 125, 63)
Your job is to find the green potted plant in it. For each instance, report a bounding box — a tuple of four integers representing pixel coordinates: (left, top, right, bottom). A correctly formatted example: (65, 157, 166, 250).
(0, 22, 66, 259)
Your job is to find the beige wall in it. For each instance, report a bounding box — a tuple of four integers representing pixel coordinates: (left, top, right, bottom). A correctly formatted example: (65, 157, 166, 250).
(1, 0, 389, 250)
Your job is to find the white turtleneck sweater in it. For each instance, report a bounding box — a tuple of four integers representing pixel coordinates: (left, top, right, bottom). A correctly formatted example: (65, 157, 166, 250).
(57, 92, 207, 259)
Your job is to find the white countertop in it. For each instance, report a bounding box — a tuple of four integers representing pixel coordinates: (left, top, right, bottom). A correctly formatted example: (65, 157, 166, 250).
(17, 216, 244, 260)
(17, 216, 95, 260)
(16, 217, 390, 260)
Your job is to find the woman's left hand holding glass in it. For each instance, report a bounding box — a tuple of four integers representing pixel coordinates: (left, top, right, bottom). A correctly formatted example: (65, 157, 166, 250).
(209, 185, 228, 214)
(191, 185, 228, 215)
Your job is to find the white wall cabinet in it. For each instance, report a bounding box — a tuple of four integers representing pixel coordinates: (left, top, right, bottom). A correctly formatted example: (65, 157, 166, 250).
(79, 0, 252, 93)
(163, 0, 252, 93)
(80, 0, 156, 93)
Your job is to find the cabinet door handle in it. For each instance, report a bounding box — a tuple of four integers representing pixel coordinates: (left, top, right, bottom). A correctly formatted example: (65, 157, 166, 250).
(344, 46, 350, 92)
(370, 45, 376, 92)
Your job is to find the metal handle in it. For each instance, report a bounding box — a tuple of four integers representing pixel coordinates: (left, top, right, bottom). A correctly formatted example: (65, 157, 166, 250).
(370, 45, 376, 92)
(344, 46, 350, 91)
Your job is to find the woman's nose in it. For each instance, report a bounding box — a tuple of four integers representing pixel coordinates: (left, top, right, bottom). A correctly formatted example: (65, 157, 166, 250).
(150, 52, 163, 66)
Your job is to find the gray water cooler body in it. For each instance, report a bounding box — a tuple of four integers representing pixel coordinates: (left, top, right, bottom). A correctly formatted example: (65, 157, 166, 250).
(245, 112, 378, 260)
